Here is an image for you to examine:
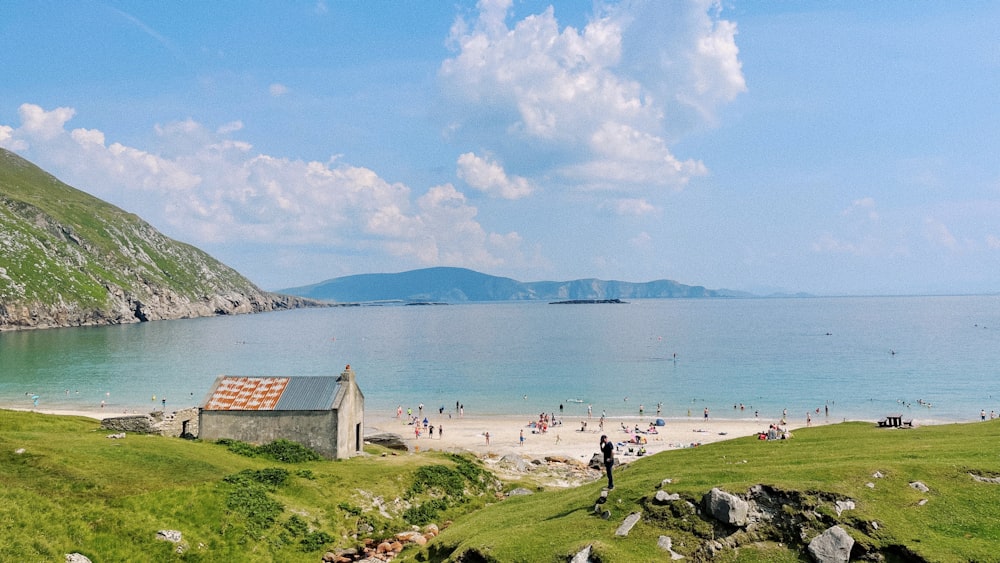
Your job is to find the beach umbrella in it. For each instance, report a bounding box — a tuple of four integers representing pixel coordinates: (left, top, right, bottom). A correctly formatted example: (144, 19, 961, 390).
(31, 394, 39, 407)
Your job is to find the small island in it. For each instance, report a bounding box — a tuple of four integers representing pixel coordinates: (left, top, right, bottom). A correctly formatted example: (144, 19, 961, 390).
(548, 298, 628, 304)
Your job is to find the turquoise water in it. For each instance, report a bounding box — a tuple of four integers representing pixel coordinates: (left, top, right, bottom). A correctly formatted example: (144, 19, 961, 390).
(2, 296, 999, 423)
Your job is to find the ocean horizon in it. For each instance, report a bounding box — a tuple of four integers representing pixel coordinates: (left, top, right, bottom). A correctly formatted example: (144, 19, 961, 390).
(2, 295, 999, 425)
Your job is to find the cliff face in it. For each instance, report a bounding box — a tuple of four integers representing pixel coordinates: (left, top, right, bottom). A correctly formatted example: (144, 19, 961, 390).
(0, 148, 319, 331)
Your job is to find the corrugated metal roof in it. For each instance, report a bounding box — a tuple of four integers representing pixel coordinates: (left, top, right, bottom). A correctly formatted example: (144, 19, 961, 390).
(202, 375, 340, 411)
(276, 377, 340, 411)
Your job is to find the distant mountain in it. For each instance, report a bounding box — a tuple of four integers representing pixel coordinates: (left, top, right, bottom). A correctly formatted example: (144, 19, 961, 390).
(280, 267, 753, 303)
(0, 148, 320, 331)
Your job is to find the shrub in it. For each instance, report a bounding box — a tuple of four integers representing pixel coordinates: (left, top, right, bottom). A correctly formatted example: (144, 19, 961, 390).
(225, 483, 284, 534)
(216, 438, 322, 463)
(300, 530, 334, 552)
(223, 467, 291, 489)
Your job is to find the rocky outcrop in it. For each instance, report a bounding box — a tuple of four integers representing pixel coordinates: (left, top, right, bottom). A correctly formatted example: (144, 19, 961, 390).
(0, 148, 325, 331)
(366, 433, 408, 451)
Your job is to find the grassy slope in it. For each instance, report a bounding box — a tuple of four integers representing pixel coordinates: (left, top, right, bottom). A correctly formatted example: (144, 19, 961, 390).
(3, 411, 1000, 562)
(0, 410, 496, 562)
(0, 148, 258, 309)
(416, 421, 1000, 562)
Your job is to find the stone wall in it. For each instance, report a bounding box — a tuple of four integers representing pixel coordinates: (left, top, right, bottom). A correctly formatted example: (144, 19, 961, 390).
(100, 406, 199, 438)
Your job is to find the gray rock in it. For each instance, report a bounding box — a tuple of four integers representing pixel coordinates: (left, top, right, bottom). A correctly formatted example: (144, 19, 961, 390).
(909, 481, 929, 492)
(14, 448, 25, 454)
(655, 490, 681, 503)
(704, 488, 749, 527)
(65, 554, 93, 563)
(365, 433, 408, 451)
(615, 512, 642, 537)
(569, 544, 593, 563)
(807, 525, 854, 563)
(497, 453, 530, 472)
(834, 499, 855, 516)
(970, 472, 1000, 484)
(657, 535, 685, 559)
(507, 487, 533, 496)
(156, 530, 183, 543)
(588, 453, 603, 470)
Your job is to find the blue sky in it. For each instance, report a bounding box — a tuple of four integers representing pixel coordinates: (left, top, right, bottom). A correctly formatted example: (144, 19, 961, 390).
(2, 1, 999, 295)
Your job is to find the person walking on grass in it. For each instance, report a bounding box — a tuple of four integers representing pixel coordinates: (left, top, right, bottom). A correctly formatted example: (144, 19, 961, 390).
(600, 435, 615, 490)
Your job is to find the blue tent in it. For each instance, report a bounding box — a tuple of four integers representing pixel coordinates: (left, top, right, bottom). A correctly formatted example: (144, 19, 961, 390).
(655, 418, 665, 426)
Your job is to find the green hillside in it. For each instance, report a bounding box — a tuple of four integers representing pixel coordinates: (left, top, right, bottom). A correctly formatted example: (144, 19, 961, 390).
(3, 409, 999, 562)
(0, 149, 312, 330)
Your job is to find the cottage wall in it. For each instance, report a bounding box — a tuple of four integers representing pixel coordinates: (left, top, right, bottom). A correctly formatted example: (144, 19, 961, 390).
(334, 368, 365, 458)
(198, 409, 339, 459)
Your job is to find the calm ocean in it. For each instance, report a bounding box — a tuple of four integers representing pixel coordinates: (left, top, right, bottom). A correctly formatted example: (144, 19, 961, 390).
(2, 296, 999, 424)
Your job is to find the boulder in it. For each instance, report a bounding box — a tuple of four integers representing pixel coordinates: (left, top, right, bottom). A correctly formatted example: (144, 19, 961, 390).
(65, 554, 93, 563)
(497, 453, 529, 472)
(507, 487, 533, 497)
(909, 481, 930, 493)
(366, 433, 408, 451)
(807, 525, 854, 563)
(703, 488, 749, 527)
(588, 453, 603, 470)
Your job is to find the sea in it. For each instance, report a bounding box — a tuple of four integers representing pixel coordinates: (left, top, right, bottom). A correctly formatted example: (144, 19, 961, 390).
(2, 295, 999, 425)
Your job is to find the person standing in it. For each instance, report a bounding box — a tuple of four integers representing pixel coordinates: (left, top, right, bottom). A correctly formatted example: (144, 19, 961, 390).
(519, 429, 524, 446)
(600, 435, 615, 490)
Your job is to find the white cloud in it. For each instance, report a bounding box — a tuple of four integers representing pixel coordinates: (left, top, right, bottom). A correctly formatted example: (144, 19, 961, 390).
(629, 231, 653, 247)
(216, 121, 244, 135)
(19, 103, 75, 141)
(923, 218, 959, 251)
(0, 125, 28, 151)
(440, 0, 742, 194)
(602, 198, 658, 216)
(269, 83, 290, 97)
(456, 152, 533, 199)
(843, 197, 879, 221)
(1, 104, 528, 273)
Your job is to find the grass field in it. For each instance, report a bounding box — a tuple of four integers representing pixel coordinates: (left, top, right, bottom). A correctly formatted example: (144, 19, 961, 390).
(415, 419, 1000, 562)
(2, 409, 999, 562)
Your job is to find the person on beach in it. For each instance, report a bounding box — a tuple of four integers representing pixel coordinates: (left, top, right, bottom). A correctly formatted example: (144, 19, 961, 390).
(600, 435, 615, 490)
(485, 431, 490, 445)
(519, 429, 524, 446)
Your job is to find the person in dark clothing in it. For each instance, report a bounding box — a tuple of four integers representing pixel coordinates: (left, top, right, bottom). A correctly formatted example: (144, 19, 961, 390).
(600, 434, 615, 490)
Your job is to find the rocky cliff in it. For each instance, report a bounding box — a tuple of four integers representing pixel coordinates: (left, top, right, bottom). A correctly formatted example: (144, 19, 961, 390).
(0, 148, 321, 331)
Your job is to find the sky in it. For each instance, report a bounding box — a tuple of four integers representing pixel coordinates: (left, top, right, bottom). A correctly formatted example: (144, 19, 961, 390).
(2, 1, 999, 296)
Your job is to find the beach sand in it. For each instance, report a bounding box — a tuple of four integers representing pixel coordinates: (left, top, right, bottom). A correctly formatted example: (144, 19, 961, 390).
(367, 412, 809, 465)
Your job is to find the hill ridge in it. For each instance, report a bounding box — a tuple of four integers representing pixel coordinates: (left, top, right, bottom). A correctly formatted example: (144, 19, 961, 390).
(0, 148, 319, 331)
(280, 266, 753, 302)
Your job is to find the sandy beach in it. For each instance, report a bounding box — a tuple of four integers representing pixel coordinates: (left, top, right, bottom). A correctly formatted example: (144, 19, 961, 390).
(366, 411, 810, 465)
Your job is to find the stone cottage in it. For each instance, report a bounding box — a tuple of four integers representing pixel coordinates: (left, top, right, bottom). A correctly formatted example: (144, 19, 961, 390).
(198, 365, 364, 459)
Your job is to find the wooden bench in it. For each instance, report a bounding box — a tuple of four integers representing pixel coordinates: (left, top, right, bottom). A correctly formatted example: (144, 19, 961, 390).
(878, 414, 903, 428)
